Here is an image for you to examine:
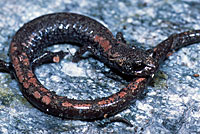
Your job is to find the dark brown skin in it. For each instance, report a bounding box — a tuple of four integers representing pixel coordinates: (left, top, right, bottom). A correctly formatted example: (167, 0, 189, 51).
(0, 12, 199, 120)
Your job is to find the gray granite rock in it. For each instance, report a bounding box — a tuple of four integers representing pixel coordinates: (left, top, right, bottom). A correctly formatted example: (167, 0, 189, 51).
(0, 0, 199, 133)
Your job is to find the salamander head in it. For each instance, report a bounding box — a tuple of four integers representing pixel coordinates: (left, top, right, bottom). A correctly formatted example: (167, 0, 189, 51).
(130, 53, 158, 77)
(110, 46, 158, 77)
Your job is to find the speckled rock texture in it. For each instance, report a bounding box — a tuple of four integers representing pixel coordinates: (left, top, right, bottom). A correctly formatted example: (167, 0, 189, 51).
(0, 0, 199, 133)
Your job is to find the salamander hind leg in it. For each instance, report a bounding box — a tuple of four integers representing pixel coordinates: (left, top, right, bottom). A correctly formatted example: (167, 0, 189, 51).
(0, 60, 12, 73)
(0, 59, 16, 79)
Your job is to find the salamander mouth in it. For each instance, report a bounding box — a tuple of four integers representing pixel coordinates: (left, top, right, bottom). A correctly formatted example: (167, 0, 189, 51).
(133, 63, 156, 76)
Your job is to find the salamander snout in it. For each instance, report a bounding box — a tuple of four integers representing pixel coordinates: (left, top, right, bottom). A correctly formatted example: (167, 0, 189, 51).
(133, 57, 158, 77)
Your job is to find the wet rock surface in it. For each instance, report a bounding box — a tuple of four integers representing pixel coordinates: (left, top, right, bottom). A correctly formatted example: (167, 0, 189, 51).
(0, 0, 199, 133)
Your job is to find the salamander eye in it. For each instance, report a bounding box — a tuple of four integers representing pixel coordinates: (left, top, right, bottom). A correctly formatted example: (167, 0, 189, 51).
(123, 61, 147, 74)
(132, 62, 147, 71)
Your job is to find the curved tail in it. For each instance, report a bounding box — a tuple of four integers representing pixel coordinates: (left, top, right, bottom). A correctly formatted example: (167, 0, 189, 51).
(152, 30, 200, 64)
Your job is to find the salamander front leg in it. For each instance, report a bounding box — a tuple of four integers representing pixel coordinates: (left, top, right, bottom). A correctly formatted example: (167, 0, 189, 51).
(116, 32, 126, 44)
(72, 45, 88, 62)
(31, 51, 68, 68)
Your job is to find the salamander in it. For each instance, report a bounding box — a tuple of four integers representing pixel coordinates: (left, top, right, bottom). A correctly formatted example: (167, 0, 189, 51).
(0, 12, 199, 120)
